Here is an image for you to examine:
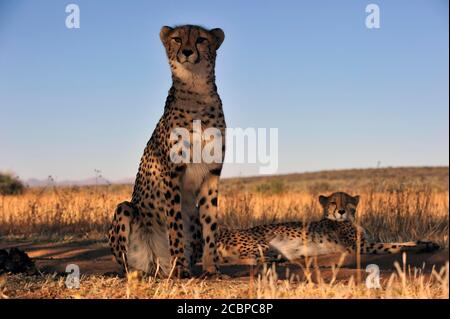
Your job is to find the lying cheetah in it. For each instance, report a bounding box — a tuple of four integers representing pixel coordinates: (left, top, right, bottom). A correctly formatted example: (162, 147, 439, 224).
(108, 25, 226, 278)
(217, 192, 440, 265)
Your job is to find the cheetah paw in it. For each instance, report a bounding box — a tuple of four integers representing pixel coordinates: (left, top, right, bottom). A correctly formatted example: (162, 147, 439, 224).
(172, 266, 192, 279)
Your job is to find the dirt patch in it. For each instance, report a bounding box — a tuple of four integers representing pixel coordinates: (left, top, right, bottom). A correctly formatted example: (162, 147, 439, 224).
(0, 240, 117, 275)
(0, 239, 447, 281)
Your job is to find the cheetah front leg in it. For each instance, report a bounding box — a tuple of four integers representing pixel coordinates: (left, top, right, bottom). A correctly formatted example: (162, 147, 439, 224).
(164, 178, 191, 278)
(180, 191, 203, 270)
(196, 173, 221, 275)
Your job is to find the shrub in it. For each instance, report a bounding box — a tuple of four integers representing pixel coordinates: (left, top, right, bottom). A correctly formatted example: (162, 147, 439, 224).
(0, 173, 25, 195)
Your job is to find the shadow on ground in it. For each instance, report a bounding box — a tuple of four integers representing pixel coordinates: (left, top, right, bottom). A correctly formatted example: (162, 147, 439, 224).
(0, 240, 448, 281)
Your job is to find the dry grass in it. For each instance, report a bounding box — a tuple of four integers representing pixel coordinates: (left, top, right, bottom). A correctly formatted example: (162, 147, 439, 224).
(0, 167, 448, 298)
(1, 171, 448, 246)
(1, 261, 448, 299)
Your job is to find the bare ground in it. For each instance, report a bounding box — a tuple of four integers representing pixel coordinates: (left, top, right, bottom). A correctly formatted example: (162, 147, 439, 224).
(1, 239, 448, 281)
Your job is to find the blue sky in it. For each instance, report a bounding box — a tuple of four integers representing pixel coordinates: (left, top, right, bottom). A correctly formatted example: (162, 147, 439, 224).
(0, 0, 448, 181)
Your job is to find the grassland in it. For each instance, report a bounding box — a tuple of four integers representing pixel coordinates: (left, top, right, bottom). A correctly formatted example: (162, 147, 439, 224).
(0, 166, 448, 298)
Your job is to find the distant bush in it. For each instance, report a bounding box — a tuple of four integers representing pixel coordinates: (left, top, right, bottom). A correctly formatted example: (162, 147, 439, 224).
(255, 180, 285, 194)
(0, 173, 25, 195)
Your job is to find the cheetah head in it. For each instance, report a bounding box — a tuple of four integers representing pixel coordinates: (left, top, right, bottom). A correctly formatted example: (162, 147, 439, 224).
(159, 25, 224, 75)
(319, 192, 360, 222)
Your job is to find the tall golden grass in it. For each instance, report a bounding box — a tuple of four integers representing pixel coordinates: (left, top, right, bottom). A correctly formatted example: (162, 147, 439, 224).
(0, 180, 448, 247)
(0, 168, 448, 298)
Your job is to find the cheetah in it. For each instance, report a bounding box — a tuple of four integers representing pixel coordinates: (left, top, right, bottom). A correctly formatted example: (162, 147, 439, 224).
(217, 192, 440, 265)
(108, 25, 226, 278)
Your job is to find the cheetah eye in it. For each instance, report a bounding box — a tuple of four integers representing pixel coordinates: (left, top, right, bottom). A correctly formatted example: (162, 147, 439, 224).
(196, 37, 207, 44)
(172, 37, 182, 44)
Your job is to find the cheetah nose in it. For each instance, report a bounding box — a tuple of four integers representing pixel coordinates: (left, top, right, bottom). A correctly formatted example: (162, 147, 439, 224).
(338, 210, 346, 215)
(182, 49, 194, 57)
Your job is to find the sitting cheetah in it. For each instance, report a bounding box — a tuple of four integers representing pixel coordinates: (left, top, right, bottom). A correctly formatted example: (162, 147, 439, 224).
(108, 25, 226, 278)
(217, 192, 440, 265)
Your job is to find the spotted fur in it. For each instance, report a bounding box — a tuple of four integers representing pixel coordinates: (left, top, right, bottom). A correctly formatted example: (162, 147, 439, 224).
(217, 192, 440, 265)
(108, 25, 226, 277)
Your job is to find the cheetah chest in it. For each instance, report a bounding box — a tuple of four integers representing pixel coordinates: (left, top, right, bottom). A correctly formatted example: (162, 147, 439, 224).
(181, 163, 217, 194)
(268, 235, 347, 260)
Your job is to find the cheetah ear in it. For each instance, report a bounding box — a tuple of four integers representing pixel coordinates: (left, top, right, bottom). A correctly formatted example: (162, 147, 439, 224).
(210, 28, 225, 49)
(353, 195, 360, 206)
(319, 195, 328, 207)
(160, 26, 173, 45)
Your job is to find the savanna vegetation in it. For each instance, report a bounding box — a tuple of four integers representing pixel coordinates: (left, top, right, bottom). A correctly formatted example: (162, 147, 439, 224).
(0, 167, 448, 298)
